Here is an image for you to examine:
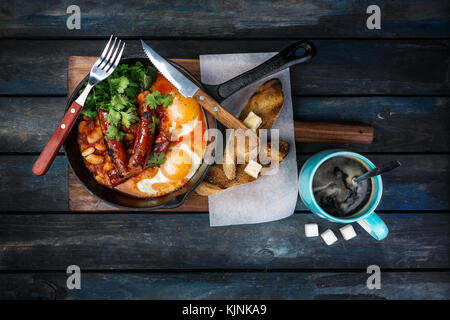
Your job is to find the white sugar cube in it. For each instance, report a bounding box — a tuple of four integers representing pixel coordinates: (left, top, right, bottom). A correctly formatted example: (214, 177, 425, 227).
(305, 223, 319, 237)
(321, 229, 338, 245)
(339, 224, 357, 241)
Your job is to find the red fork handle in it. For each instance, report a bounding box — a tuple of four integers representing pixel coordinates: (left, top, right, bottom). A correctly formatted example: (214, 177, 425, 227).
(32, 101, 83, 176)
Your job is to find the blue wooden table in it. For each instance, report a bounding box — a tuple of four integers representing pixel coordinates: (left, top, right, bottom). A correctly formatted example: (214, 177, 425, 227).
(0, 0, 449, 299)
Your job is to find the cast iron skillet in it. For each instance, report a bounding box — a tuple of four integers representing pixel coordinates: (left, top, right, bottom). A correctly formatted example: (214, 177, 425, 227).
(64, 40, 315, 210)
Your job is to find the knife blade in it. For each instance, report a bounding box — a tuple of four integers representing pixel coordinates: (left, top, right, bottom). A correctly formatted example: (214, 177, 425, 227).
(141, 40, 251, 133)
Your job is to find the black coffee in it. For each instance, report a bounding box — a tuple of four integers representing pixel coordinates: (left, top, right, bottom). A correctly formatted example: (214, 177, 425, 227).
(312, 156, 372, 217)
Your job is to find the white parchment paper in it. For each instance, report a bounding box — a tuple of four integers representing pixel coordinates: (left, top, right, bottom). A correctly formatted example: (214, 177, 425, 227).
(200, 53, 298, 226)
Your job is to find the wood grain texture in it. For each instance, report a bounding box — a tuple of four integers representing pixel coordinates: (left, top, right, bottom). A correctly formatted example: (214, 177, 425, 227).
(0, 213, 448, 270)
(1, 40, 449, 95)
(0, 154, 446, 212)
(67, 56, 200, 94)
(193, 89, 250, 131)
(0, 1, 448, 301)
(67, 154, 450, 212)
(32, 101, 82, 176)
(295, 96, 450, 153)
(1, 272, 448, 300)
(295, 121, 373, 144)
(0, 155, 68, 212)
(1, 97, 448, 153)
(0, 0, 448, 38)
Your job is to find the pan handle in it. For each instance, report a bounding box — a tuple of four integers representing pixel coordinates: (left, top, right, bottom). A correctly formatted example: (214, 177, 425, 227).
(214, 40, 315, 100)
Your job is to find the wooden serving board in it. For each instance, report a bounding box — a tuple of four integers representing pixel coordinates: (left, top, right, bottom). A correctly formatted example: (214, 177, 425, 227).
(68, 56, 208, 212)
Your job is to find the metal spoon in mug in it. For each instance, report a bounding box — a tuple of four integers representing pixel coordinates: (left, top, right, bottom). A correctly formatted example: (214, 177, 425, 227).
(352, 160, 401, 184)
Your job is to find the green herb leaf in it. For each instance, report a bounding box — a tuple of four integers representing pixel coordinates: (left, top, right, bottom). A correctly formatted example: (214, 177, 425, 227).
(106, 125, 125, 141)
(145, 91, 174, 109)
(145, 91, 160, 109)
(148, 116, 160, 135)
(109, 76, 129, 94)
(106, 109, 121, 126)
(81, 107, 98, 119)
(148, 122, 155, 135)
(121, 110, 139, 128)
(146, 152, 166, 168)
(79, 61, 158, 133)
(110, 94, 130, 111)
(153, 116, 160, 126)
(124, 86, 139, 100)
(160, 94, 173, 109)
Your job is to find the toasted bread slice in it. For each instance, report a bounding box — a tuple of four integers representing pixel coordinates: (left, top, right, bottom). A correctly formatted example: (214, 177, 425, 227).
(222, 133, 237, 180)
(239, 78, 284, 129)
(195, 78, 286, 196)
(221, 78, 284, 180)
(195, 140, 289, 196)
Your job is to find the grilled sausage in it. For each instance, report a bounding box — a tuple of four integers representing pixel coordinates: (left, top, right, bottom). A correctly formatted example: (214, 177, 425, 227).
(128, 101, 155, 172)
(98, 110, 130, 177)
(152, 105, 171, 154)
(105, 104, 170, 188)
(105, 169, 129, 188)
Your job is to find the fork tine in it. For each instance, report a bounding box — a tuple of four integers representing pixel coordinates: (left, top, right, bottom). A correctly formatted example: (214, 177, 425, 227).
(104, 40, 121, 71)
(99, 35, 113, 61)
(99, 37, 117, 69)
(94, 35, 113, 67)
(107, 42, 126, 74)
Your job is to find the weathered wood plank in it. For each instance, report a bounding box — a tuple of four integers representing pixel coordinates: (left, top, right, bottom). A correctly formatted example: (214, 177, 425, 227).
(0, 213, 448, 270)
(1, 40, 449, 95)
(67, 154, 450, 212)
(1, 272, 448, 300)
(0, 154, 448, 212)
(1, 0, 448, 38)
(0, 155, 68, 211)
(1, 97, 448, 153)
(295, 97, 450, 153)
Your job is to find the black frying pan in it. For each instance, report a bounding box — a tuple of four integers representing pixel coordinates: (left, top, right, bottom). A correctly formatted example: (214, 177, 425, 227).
(64, 40, 315, 210)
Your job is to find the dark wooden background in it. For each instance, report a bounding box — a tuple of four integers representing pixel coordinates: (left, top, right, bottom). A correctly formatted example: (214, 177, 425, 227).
(0, 0, 449, 299)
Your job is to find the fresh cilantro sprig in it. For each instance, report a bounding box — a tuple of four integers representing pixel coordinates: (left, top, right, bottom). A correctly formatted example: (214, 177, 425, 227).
(145, 91, 173, 109)
(80, 62, 157, 141)
(146, 152, 166, 168)
(148, 116, 160, 135)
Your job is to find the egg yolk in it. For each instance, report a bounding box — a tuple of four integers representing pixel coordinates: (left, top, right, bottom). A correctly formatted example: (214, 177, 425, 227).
(152, 182, 179, 194)
(160, 149, 192, 180)
(167, 95, 200, 124)
(151, 73, 200, 124)
(151, 74, 176, 94)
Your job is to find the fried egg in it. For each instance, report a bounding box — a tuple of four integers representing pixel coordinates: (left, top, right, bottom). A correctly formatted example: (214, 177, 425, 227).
(136, 142, 202, 196)
(115, 74, 207, 198)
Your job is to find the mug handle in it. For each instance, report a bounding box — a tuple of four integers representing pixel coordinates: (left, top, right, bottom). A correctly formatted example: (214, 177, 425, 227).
(357, 212, 389, 240)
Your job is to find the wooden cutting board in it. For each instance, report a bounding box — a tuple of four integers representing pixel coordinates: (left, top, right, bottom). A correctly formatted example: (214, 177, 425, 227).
(67, 56, 373, 211)
(68, 56, 208, 212)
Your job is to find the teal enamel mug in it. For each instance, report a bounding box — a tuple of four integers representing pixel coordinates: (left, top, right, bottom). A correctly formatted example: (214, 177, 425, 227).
(299, 150, 388, 240)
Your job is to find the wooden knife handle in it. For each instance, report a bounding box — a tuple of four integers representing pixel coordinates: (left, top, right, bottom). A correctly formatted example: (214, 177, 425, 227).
(32, 101, 83, 176)
(193, 88, 249, 132)
(294, 121, 373, 144)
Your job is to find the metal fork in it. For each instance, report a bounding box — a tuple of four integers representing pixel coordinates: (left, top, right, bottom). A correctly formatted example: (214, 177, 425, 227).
(32, 36, 126, 176)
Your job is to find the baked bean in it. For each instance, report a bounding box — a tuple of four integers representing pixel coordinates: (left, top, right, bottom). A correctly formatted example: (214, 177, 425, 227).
(86, 154, 104, 165)
(95, 175, 104, 184)
(81, 147, 95, 157)
(78, 121, 87, 132)
(95, 143, 106, 151)
(87, 127, 102, 144)
(103, 162, 114, 172)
